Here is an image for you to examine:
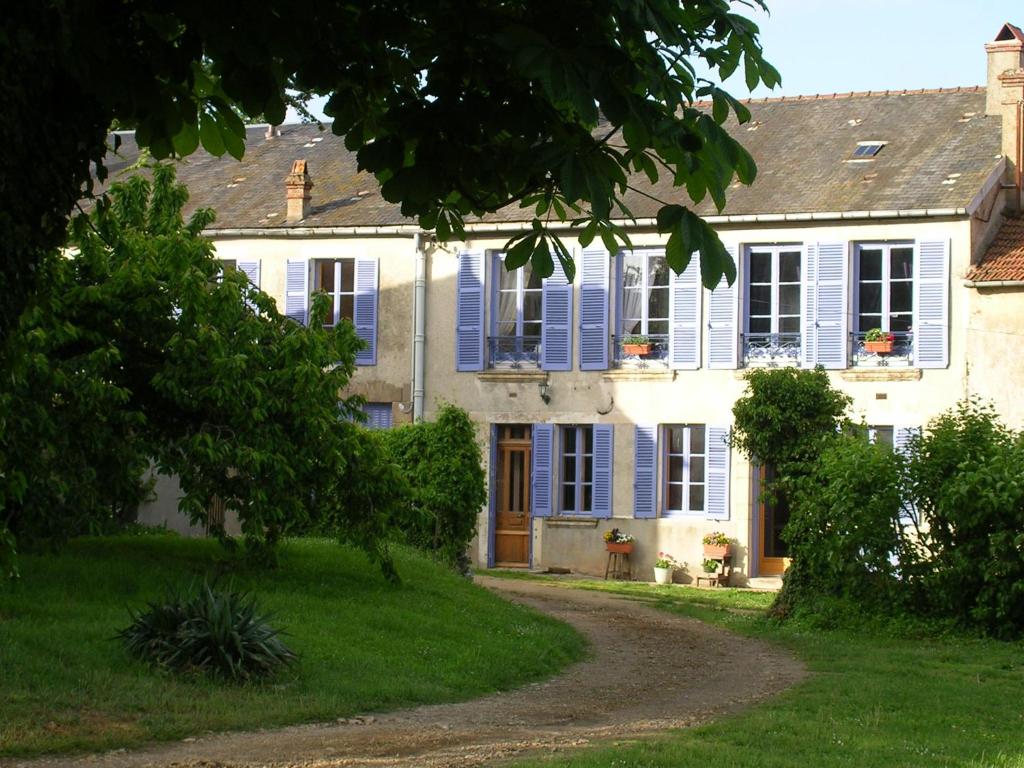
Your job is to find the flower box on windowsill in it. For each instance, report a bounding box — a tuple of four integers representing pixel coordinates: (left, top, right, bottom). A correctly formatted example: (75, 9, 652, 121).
(606, 542, 635, 554)
(864, 340, 894, 354)
(622, 343, 653, 357)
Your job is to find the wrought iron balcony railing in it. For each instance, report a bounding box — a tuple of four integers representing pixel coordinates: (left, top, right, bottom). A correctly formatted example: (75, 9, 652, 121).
(487, 335, 542, 369)
(611, 334, 670, 369)
(742, 332, 802, 366)
(850, 331, 913, 367)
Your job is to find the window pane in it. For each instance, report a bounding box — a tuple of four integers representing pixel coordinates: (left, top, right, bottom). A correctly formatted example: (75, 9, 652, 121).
(523, 293, 542, 323)
(749, 285, 772, 316)
(498, 321, 517, 337)
(648, 286, 670, 321)
(690, 456, 705, 483)
(340, 259, 355, 292)
(498, 292, 517, 329)
(340, 295, 354, 322)
(891, 248, 913, 280)
(667, 484, 682, 510)
(779, 284, 801, 316)
(859, 249, 882, 281)
(779, 251, 801, 282)
(859, 283, 882, 315)
(524, 263, 542, 291)
(318, 261, 335, 292)
(689, 484, 705, 512)
(563, 427, 576, 452)
(650, 255, 670, 287)
(622, 254, 643, 287)
(689, 425, 705, 454)
(562, 484, 575, 511)
(583, 456, 593, 484)
(522, 321, 542, 339)
(668, 456, 683, 482)
(622, 286, 643, 323)
(562, 456, 576, 485)
(583, 484, 592, 512)
(668, 426, 683, 454)
(890, 314, 913, 333)
(622, 318, 642, 336)
(890, 282, 912, 314)
(647, 320, 669, 336)
(748, 317, 771, 335)
(499, 263, 518, 290)
(582, 426, 593, 450)
(858, 314, 882, 333)
(873, 426, 894, 447)
(779, 316, 801, 335)
(748, 251, 772, 284)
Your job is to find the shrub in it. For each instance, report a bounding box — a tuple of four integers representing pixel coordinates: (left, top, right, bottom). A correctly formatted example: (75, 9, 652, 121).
(118, 582, 297, 681)
(380, 404, 486, 572)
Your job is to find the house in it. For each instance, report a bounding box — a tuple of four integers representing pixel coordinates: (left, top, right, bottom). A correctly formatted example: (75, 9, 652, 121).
(132, 24, 1024, 584)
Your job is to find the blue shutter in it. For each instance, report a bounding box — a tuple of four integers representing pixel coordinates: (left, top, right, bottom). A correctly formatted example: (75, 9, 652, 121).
(285, 259, 309, 324)
(633, 425, 658, 518)
(531, 424, 554, 518)
(579, 247, 610, 370)
(914, 240, 950, 369)
(801, 245, 816, 368)
(705, 425, 731, 520)
(592, 424, 614, 518)
(669, 254, 701, 369)
(541, 257, 572, 371)
(456, 251, 485, 371)
(237, 259, 260, 289)
(814, 242, 849, 368)
(354, 257, 379, 366)
(707, 245, 738, 369)
(487, 425, 498, 567)
(363, 403, 392, 429)
(894, 426, 920, 525)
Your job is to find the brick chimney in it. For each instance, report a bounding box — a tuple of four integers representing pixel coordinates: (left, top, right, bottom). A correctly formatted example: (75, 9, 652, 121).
(986, 23, 1024, 211)
(285, 159, 313, 222)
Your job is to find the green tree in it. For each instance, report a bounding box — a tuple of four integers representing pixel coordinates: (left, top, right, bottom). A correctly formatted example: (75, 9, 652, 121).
(0, 1, 778, 336)
(1, 164, 403, 576)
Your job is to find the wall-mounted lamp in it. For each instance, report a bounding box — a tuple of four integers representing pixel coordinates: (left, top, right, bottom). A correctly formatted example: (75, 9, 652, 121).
(538, 379, 551, 405)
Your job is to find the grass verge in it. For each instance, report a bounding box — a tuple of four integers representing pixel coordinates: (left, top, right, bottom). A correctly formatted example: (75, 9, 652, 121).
(0, 535, 584, 757)
(486, 574, 1024, 768)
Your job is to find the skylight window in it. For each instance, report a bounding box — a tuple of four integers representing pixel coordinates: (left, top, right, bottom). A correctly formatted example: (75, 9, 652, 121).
(851, 141, 886, 159)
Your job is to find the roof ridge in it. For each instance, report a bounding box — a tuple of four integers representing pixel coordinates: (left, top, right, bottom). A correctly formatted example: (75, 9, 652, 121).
(692, 85, 985, 108)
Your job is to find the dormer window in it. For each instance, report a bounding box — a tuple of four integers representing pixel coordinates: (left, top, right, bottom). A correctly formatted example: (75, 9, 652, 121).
(850, 141, 886, 160)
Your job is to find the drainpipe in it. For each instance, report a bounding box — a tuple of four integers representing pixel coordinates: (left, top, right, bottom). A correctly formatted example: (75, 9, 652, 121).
(411, 233, 427, 422)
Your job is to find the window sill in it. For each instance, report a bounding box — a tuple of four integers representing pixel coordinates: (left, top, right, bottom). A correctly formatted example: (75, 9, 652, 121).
(601, 369, 676, 382)
(545, 517, 599, 528)
(840, 368, 922, 382)
(477, 370, 548, 383)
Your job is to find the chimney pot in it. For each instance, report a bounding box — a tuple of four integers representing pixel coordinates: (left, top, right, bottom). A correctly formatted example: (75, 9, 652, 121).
(285, 159, 313, 222)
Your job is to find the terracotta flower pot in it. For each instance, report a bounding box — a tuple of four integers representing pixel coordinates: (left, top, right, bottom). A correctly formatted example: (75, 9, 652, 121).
(606, 541, 634, 554)
(864, 340, 894, 354)
(622, 343, 652, 356)
(703, 543, 731, 559)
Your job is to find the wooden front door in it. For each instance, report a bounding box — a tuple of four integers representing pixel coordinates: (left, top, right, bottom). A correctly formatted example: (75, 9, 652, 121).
(494, 425, 532, 567)
(758, 464, 791, 576)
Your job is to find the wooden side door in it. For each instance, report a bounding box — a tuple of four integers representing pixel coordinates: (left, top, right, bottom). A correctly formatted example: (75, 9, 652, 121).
(494, 425, 532, 567)
(759, 464, 791, 576)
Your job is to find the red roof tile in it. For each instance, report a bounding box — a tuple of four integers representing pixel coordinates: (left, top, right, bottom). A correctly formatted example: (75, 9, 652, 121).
(969, 218, 1024, 282)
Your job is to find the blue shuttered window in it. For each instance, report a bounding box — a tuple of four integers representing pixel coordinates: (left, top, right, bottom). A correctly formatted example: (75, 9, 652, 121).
(354, 257, 379, 366)
(914, 240, 950, 368)
(668, 256, 701, 369)
(285, 259, 309, 324)
(633, 425, 657, 518)
(541, 258, 573, 371)
(894, 425, 920, 525)
(707, 246, 738, 368)
(362, 403, 393, 430)
(237, 259, 261, 289)
(456, 251, 485, 371)
(531, 423, 554, 518)
(592, 424, 614, 519)
(815, 243, 849, 368)
(705, 425, 731, 520)
(579, 247, 610, 370)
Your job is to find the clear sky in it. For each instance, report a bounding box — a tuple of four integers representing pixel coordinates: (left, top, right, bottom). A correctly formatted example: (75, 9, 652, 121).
(288, 2, 1021, 121)
(729, 0, 1020, 98)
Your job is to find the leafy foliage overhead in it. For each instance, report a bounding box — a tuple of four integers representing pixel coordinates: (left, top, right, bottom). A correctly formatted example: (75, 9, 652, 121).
(0, 1, 778, 334)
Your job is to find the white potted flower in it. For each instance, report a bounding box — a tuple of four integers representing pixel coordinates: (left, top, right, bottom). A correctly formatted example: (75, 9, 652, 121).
(653, 552, 681, 585)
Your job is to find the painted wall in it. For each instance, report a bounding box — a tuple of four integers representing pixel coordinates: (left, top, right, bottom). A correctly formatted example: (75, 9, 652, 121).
(966, 285, 1024, 430)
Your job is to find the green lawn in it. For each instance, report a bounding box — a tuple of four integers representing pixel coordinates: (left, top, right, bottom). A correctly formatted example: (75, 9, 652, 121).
(488, 576, 1024, 768)
(0, 535, 584, 757)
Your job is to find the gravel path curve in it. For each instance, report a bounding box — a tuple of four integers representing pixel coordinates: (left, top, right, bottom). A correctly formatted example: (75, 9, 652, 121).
(8, 577, 806, 768)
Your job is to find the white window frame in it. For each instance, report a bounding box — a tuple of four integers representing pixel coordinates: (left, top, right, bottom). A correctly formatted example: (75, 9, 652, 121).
(662, 424, 707, 517)
(491, 253, 542, 339)
(313, 258, 356, 328)
(617, 249, 670, 337)
(559, 425, 594, 515)
(853, 242, 914, 335)
(743, 245, 802, 338)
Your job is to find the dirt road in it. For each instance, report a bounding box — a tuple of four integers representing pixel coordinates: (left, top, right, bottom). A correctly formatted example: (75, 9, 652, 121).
(11, 577, 805, 768)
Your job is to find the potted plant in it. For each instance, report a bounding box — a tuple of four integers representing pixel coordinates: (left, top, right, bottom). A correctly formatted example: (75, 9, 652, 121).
(622, 334, 653, 356)
(603, 528, 635, 554)
(864, 328, 895, 354)
(702, 531, 732, 559)
(653, 552, 680, 585)
(701, 558, 720, 574)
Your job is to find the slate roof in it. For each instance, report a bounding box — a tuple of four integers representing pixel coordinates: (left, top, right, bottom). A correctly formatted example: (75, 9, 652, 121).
(968, 218, 1024, 282)
(102, 87, 1002, 231)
